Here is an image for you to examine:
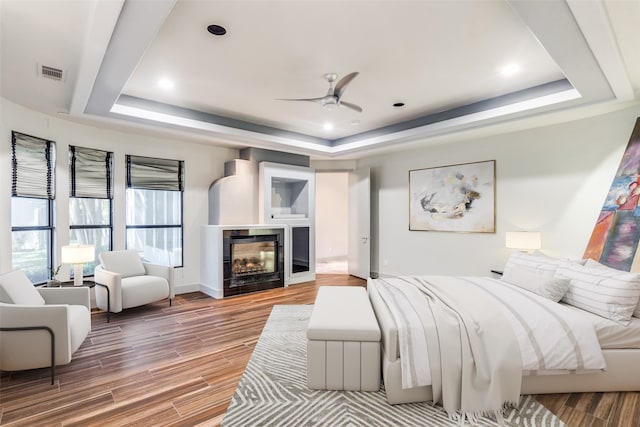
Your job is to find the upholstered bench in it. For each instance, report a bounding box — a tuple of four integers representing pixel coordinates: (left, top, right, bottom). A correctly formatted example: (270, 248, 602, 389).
(306, 286, 381, 391)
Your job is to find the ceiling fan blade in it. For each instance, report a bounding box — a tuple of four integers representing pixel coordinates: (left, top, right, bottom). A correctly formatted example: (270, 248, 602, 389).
(334, 72, 359, 99)
(277, 97, 324, 104)
(340, 101, 363, 113)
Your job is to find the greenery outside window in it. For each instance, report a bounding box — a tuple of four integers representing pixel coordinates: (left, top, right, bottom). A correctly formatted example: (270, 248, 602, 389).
(125, 155, 184, 267)
(11, 131, 56, 284)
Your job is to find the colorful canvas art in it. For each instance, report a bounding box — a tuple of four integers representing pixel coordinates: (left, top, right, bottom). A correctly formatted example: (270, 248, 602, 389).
(409, 160, 495, 232)
(584, 118, 640, 271)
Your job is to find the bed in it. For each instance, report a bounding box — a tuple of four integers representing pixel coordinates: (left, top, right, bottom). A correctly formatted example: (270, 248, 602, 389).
(367, 252, 640, 411)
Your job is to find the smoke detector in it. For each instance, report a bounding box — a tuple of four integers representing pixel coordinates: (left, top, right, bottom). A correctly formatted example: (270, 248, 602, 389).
(37, 63, 65, 81)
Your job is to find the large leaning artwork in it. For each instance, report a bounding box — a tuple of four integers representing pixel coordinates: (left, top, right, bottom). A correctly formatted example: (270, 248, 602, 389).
(409, 160, 495, 232)
(584, 118, 640, 271)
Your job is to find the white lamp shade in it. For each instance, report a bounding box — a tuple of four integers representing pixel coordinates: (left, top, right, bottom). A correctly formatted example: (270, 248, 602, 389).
(505, 231, 541, 251)
(61, 245, 95, 264)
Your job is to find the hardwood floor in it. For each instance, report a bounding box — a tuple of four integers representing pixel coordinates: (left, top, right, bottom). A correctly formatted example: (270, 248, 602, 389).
(1, 274, 638, 426)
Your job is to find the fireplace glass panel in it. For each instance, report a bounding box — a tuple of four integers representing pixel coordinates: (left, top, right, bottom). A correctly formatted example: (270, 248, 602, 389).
(231, 241, 276, 278)
(222, 228, 284, 297)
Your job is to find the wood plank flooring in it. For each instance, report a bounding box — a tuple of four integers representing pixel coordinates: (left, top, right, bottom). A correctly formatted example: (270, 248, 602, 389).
(1, 274, 638, 426)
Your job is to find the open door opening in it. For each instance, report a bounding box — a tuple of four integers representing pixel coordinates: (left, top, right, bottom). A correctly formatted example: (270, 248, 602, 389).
(315, 168, 370, 278)
(315, 172, 349, 274)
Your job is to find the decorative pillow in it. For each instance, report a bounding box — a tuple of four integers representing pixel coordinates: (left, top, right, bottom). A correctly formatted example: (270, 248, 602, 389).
(583, 258, 640, 318)
(555, 263, 640, 325)
(503, 251, 571, 279)
(99, 250, 146, 278)
(502, 266, 570, 302)
(0, 270, 45, 305)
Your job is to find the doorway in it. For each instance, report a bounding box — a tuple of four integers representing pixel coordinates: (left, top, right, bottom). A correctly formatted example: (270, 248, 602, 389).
(315, 172, 349, 274)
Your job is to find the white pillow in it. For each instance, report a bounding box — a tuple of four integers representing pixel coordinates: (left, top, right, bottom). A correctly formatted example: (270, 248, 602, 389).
(555, 263, 640, 325)
(503, 251, 571, 278)
(583, 259, 640, 318)
(502, 266, 570, 302)
(99, 250, 146, 278)
(0, 270, 45, 305)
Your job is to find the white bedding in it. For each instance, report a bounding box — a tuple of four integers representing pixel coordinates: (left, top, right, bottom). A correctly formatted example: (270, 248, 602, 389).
(561, 302, 640, 349)
(372, 276, 522, 420)
(371, 276, 607, 380)
(370, 276, 607, 419)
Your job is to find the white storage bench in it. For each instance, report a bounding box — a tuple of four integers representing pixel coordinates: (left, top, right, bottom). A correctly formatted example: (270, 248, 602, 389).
(306, 286, 381, 391)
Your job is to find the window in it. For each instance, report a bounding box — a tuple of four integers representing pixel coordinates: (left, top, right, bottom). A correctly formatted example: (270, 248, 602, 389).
(69, 146, 113, 277)
(125, 155, 184, 267)
(11, 131, 56, 284)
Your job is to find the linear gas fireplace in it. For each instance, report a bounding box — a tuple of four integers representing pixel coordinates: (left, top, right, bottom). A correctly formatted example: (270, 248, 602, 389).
(222, 228, 285, 297)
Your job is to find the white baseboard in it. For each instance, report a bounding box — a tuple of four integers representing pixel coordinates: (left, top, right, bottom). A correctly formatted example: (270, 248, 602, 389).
(286, 272, 316, 285)
(174, 283, 224, 299)
(174, 284, 200, 295)
(199, 283, 223, 299)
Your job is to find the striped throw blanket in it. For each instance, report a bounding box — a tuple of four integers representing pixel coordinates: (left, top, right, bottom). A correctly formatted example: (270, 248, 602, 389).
(370, 276, 606, 423)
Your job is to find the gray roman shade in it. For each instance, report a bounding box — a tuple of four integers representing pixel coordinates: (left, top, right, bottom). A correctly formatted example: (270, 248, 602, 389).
(11, 131, 56, 199)
(69, 146, 113, 199)
(126, 155, 184, 191)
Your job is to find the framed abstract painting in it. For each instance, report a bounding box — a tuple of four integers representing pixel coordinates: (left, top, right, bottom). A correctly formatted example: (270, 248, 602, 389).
(409, 160, 496, 232)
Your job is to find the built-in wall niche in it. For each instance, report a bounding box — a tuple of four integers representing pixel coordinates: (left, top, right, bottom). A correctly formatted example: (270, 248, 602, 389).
(259, 162, 315, 223)
(271, 177, 309, 219)
(259, 161, 316, 285)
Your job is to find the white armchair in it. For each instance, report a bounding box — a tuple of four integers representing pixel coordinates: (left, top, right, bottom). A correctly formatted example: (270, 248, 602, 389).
(0, 270, 91, 384)
(94, 250, 174, 320)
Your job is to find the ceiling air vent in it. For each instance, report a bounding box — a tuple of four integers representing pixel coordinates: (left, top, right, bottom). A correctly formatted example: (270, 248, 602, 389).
(39, 64, 65, 81)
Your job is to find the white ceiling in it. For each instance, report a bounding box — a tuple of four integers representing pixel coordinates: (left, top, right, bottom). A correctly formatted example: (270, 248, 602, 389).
(1, 0, 639, 159)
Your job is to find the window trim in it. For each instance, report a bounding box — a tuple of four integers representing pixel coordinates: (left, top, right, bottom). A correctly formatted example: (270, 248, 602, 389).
(11, 197, 55, 284)
(125, 155, 184, 268)
(68, 146, 115, 277)
(11, 131, 56, 284)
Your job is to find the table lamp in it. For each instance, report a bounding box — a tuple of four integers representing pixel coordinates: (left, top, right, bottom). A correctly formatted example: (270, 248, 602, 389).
(505, 231, 541, 253)
(61, 244, 95, 286)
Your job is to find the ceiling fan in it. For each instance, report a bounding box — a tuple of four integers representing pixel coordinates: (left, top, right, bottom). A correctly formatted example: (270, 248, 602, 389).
(278, 72, 363, 113)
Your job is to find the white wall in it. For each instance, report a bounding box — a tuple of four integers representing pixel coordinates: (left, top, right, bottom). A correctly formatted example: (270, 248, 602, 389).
(315, 172, 349, 260)
(0, 98, 238, 292)
(4, 97, 640, 286)
(359, 104, 640, 277)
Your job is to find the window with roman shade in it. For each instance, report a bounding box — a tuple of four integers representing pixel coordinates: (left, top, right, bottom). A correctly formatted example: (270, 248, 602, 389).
(11, 131, 55, 199)
(69, 145, 113, 198)
(68, 146, 113, 277)
(126, 155, 183, 191)
(11, 131, 56, 284)
(125, 155, 184, 267)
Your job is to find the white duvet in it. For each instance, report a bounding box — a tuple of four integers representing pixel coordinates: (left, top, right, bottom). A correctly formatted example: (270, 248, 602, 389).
(371, 276, 608, 421)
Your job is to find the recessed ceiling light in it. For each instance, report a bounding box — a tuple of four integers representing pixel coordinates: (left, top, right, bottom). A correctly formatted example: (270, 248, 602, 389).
(207, 24, 227, 36)
(157, 78, 174, 90)
(393, 102, 405, 108)
(323, 123, 334, 131)
(499, 63, 521, 77)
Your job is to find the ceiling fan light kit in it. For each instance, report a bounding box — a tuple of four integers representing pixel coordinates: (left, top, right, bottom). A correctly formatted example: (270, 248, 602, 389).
(278, 72, 363, 113)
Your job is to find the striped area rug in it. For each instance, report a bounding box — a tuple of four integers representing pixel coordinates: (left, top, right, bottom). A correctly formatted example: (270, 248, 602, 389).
(222, 305, 564, 427)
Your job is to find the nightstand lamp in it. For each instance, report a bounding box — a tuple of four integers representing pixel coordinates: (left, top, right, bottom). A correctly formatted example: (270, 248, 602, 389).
(505, 231, 541, 253)
(61, 244, 95, 287)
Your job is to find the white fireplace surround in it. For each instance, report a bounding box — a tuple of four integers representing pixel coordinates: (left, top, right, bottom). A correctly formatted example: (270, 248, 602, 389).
(205, 152, 316, 297)
(200, 225, 286, 299)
